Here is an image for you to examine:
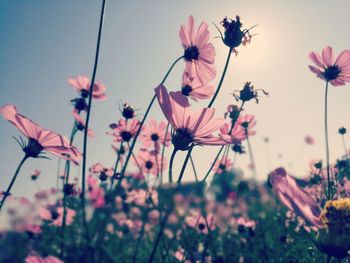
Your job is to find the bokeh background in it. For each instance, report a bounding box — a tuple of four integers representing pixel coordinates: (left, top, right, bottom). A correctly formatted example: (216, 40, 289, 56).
(1, 0, 350, 212)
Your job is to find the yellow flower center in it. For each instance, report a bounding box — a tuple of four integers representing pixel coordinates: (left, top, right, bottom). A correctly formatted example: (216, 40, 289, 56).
(320, 198, 350, 229)
(317, 198, 350, 258)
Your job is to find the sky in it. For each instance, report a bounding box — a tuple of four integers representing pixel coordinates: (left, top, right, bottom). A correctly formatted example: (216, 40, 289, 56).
(1, 0, 350, 206)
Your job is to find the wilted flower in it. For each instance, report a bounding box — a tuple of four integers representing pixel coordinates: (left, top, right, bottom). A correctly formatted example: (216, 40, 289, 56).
(120, 103, 136, 120)
(232, 82, 268, 103)
(217, 16, 254, 51)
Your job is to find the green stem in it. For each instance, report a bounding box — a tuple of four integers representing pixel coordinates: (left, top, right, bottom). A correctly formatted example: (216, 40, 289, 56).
(207, 47, 233, 108)
(160, 122, 170, 183)
(324, 81, 331, 200)
(177, 146, 193, 183)
(0, 155, 28, 213)
(118, 56, 183, 183)
(80, 0, 107, 243)
(110, 141, 124, 187)
(189, 155, 198, 181)
(202, 146, 224, 182)
(202, 101, 244, 182)
(147, 210, 171, 263)
(168, 148, 177, 183)
(342, 135, 348, 159)
(154, 142, 160, 178)
(245, 129, 257, 177)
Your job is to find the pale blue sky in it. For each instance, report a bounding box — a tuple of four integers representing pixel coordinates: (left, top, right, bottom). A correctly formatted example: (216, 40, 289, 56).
(1, 0, 350, 204)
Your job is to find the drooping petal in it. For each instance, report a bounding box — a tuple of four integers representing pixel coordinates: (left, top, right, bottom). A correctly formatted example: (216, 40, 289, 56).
(155, 85, 175, 126)
(269, 167, 323, 228)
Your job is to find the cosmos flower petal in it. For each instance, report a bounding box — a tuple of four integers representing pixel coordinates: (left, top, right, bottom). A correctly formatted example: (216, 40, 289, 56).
(322, 46, 334, 67)
(198, 43, 216, 63)
(309, 52, 324, 68)
(269, 167, 323, 228)
(155, 85, 176, 126)
(195, 118, 225, 138)
(195, 59, 216, 85)
(189, 108, 215, 134)
(195, 22, 210, 47)
(308, 65, 323, 75)
(335, 49, 350, 68)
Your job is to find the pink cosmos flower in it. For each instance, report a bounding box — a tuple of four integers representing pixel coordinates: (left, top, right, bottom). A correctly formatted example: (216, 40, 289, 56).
(219, 121, 245, 144)
(213, 158, 233, 174)
(89, 163, 114, 181)
(236, 217, 256, 229)
(140, 119, 171, 151)
(134, 150, 167, 176)
(108, 119, 141, 143)
(72, 110, 95, 137)
(87, 176, 105, 208)
(0, 104, 81, 164)
(39, 206, 76, 226)
(238, 114, 256, 137)
(180, 15, 216, 85)
(309, 46, 350, 86)
(155, 85, 226, 151)
(68, 75, 107, 100)
(111, 144, 127, 164)
(180, 72, 214, 101)
(31, 169, 41, 180)
(25, 255, 63, 263)
(185, 210, 216, 234)
(304, 135, 315, 145)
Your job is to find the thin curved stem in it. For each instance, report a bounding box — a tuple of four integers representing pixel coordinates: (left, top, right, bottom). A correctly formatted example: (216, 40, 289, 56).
(160, 122, 170, 183)
(202, 102, 245, 182)
(80, 0, 107, 242)
(189, 155, 198, 181)
(342, 135, 348, 159)
(177, 146, 193, 183)
(168, 148, 177, 183)
(154, 142, 160, 178)
(324, 81, 331, 200)
(202, 146, 224, 182)
(207, 47, 233, 108)
(245, 130, 257, 177)
(0, 155, 27, 213)
(119, 56, 183, 182)
(147, 210, 171, 263)
(110, 141, 124, 187)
